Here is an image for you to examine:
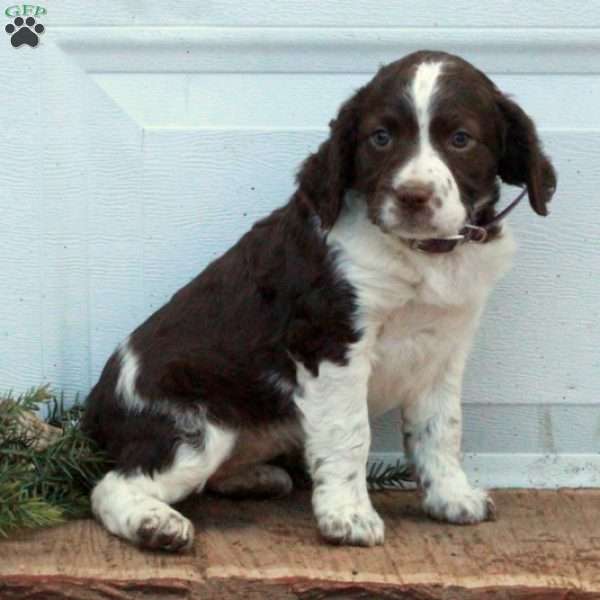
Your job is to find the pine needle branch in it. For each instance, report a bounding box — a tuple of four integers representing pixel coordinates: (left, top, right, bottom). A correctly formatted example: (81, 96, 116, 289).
(367, 459, 413, 490)
(0, 386, 111, 537)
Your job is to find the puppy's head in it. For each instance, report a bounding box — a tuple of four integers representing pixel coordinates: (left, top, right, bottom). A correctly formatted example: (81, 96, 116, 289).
(297, 50, 556, 237)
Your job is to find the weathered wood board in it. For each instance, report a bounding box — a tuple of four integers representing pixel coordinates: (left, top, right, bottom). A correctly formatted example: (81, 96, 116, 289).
(1, 490, 599, 599)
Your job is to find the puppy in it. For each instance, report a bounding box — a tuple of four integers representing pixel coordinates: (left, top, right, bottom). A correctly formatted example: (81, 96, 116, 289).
(83, 50, 556, 551)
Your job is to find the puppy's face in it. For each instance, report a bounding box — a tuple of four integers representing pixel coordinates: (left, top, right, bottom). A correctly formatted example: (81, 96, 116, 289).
(355, 57, 504, 239)
(297, 51, 556, 234)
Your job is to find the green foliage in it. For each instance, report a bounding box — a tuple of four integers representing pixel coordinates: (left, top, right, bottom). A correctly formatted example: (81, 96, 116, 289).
(367, 459, 413, 490)
(0, 386, 111, 537)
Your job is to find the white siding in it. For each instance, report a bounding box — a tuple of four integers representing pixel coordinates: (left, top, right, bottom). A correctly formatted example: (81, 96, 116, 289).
(1, 1, 598, 486)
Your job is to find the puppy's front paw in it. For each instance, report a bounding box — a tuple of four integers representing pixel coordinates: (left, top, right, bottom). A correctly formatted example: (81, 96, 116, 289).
(423, 482, 496, 525)
(134, 504, 194, 551)
(317, 505, 384, 547)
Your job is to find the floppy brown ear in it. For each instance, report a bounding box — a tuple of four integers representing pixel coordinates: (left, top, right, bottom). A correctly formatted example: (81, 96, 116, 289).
(295, 91, 362, 230)
(496, 94, 557, 216)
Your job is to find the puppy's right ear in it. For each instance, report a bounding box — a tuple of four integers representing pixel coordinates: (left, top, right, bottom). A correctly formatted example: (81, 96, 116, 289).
(296, 89, 364, 230)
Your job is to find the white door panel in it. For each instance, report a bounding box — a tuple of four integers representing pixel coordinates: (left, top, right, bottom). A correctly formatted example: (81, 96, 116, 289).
(1, 1, 598, 486)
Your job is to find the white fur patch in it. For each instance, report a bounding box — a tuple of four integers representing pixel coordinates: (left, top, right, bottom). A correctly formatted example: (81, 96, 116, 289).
(294, 347, 384, 546)
(412, 61, 443, 117)
(115, 339, 145, 412)
(400, 340, 494, 524)
(115, 341, 208, 435)
(91, 423, 236, 548)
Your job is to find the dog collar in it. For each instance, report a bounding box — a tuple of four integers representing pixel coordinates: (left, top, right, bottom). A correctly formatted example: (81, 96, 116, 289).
(407, 187, 528, 254)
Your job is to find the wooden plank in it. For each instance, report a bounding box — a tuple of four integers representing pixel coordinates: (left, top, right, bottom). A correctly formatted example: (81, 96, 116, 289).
(1, 490, 599, 599)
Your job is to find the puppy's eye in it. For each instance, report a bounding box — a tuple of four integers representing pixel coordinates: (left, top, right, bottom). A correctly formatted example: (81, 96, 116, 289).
(450, 130, 472, 149)
(370, 128, 392, 149)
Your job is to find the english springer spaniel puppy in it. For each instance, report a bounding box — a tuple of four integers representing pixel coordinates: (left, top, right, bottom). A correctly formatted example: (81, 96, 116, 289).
(83, 50, 556, 551)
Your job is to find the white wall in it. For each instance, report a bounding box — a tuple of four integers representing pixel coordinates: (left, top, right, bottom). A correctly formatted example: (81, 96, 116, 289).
(1, 1, 598, 486)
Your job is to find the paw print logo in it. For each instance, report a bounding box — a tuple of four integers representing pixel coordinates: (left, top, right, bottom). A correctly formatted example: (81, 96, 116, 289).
(5, 16, 44, 48)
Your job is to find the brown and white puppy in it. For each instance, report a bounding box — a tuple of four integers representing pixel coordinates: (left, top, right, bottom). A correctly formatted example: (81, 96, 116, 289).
(83, 50, 556, 551)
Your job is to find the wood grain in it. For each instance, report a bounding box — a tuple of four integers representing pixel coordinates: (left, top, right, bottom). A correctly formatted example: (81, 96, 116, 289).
(1, 490, 599, 599)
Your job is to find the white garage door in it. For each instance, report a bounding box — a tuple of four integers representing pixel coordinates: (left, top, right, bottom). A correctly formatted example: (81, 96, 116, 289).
(1, 1, 599, 487)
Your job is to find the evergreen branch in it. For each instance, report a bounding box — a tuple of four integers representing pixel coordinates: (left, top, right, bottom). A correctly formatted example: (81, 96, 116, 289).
(0, 386, 111, 538)
(367, 459, 413, 490)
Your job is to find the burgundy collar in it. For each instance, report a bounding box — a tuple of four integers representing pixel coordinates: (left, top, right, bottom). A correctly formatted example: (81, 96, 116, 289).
(407, 187, 527, 254)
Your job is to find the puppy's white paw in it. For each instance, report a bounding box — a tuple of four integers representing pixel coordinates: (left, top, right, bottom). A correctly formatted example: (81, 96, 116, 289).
(317, 505, 384, 547)
(423, 482, 496, 525)
(132, 504, 194, 551)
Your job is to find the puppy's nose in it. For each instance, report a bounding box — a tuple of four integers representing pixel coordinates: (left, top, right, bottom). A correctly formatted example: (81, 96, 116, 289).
(396, 184, 434, 209)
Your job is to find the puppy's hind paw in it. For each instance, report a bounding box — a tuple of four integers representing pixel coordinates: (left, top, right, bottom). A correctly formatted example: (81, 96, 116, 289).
(135, 505, 194, 552)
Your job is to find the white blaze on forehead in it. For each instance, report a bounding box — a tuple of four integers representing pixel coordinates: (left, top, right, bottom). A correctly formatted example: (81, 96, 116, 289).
(386, 59, 467, 237)
(411, 60, 444, 137)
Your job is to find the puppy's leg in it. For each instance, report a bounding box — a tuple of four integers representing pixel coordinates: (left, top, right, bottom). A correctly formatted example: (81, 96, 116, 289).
(207, 463, 293, 499)
(402, 352, 495, 525)
(91, 423, 235, 551)
(296, 353, 383, 547)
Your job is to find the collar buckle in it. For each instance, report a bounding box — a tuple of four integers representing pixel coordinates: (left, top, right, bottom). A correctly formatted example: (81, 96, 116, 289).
(461, 224, 488, 243)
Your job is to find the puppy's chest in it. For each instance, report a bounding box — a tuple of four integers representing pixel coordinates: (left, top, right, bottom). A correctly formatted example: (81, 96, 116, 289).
(366, 299, 471, 415)
(353, 250, 503, 416)
(329, 209, 516, 414)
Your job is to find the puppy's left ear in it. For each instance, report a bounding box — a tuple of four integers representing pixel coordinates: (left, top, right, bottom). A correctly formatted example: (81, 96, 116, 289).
(496, 94, 557, 216)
